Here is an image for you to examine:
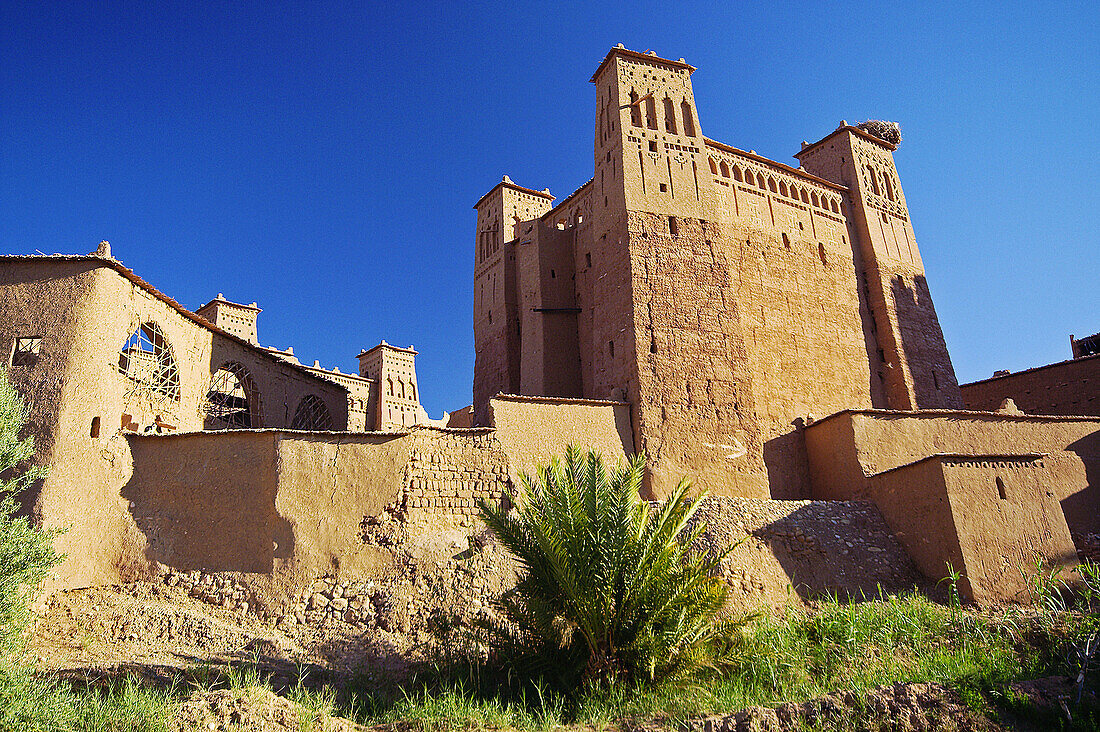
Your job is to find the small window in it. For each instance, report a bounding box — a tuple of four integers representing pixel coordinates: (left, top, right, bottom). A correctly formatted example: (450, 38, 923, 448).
(681, 100, 696, 136)
(720, 161, 730, 178)
(11, 337, 41, 367)
(550, 269, 556, 278)
(659, 183, 667, 192)
(668, 216, 679, 237)
(608, 340, 615, 358)
(649, 140, 658, 152)
(781, 233, 790, 250)
(709, 158, 718, 175)
(90, 417, 101, 438)
(996, 477, 1007, 501)
(585, 252, 592, 267)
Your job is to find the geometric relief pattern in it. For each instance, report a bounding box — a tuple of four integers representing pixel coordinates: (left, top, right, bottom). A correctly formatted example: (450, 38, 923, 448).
(290, 394, 334, 431)
(117, 322, 180, 404)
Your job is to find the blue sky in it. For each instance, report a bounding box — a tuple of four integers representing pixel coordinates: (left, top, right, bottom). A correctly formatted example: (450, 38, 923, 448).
(2, 1, 1096, 417)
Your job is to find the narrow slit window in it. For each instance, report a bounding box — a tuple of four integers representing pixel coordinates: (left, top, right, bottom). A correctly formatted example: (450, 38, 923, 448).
(681, 100, 696, 136)
(996, 477, 1007, 501)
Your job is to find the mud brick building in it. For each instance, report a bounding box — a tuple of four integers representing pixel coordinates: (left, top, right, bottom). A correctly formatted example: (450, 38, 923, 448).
(473, 45, 960, 500)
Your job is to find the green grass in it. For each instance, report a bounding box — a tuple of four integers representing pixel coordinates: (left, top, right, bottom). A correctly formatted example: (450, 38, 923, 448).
(0, 591, 1093, 731)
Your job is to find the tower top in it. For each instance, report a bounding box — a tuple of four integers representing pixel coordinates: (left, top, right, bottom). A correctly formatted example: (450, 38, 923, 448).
(590, 45, 695, 83)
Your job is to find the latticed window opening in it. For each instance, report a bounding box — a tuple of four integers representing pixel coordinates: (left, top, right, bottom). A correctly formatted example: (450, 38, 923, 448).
(203, 362, 262, 429)
(291, 394, 333, 431)
(117, 322, 180, 401)
(11, 337, 41, 367)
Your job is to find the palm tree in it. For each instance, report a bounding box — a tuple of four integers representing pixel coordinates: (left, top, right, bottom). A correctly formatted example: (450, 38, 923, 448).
(477, 446, 747, 689)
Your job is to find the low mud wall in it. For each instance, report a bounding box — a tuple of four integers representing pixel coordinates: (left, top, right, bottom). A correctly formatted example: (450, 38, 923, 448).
(804, 410, 1100, 538)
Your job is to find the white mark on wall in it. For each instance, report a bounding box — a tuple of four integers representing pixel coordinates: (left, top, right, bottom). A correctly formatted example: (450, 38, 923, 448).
(702, 440, 747, 460)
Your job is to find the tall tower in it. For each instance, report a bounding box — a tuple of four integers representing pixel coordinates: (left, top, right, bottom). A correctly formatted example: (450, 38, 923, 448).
(472, 177, 554, 425)
(358, 342, 424, 431)
(796, 126, 962, 409)
(586, 47, 763, 497)
(196, 294, 261, 344)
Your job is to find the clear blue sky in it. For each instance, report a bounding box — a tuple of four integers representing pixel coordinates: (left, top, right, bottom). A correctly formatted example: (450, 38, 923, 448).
(2, 1, 1096, 417)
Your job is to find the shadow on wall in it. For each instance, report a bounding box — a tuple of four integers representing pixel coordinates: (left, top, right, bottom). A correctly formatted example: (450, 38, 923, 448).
(890, 274, 959, 408)
(763, 426, 812, 500)
(1065, 430, 1100, 541)
(121, 433, 292, 573)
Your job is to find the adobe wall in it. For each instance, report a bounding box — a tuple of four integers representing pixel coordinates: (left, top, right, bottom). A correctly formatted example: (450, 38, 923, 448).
(961, 354, 1100, 417)
(805, 410, 1100, 539)
(0, 257, 350, 589)
(868, 454, 1077, 604)
(488, 394, 633, 479)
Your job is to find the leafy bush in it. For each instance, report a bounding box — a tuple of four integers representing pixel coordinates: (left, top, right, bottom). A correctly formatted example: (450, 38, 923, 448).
(0, 366, 61, 653)
(477, 446, 748, 690)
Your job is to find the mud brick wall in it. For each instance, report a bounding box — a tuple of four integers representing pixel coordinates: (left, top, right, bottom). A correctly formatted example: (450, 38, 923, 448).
(402, 431, 511, 515)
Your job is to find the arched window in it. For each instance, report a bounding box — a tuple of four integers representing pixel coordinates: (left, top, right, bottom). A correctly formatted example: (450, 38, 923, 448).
(663, 97, 677, 133)
(831, 199, 839, 213)
(681, 100, 696, 136)
(720, 161, 730, 178)
(118, 322, 179, 402)
(744, 169, 754, 186)
(768, 177, 777, 193)
(732, 166, 742, 182)
(203, 362, 262, 429)
(757, 174, 767, 190)
(811, 192, 820, 207)
(629, 91, 642, 127)
(709, 158, 718, 175)
(387, 377, 394, 396)
(779, 181, 788, 197)
(291, 394, 334, 431)
(801, 189, 810, 203)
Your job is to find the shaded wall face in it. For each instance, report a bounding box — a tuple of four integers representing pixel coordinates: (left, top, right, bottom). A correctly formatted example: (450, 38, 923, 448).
(868, 459, 966, 595)
(961, 356, 1100, 418)
(124, 432, 278, 572)
(943, 458, 1077, 604)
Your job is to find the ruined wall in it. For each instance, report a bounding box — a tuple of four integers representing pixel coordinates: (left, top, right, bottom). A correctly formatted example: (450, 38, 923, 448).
(961, 354, 1100, 417)
(868, 454, 1077, 604)
(805, 409, 1100, 540)
(489, 395, 633, 479)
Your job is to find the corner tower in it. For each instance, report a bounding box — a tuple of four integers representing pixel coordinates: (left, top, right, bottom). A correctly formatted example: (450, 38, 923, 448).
(796, 126, 962, 409)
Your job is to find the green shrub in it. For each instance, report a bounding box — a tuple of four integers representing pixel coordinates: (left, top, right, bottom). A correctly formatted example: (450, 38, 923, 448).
(477, 446, 749, 690)
(0, 366, 61, 654)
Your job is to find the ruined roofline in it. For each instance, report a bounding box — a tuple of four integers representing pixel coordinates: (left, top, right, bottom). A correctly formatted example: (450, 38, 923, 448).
(807, 406, 1100, 428)
(492, 392, 630, 407)
(871, 451, 1048, 478)
(0, 254, 350, 394)
(543, 179, 593, 220)
(472, 179, 555, 210)
(795, 124, 898, 160)
(704, 138, 848, 193)
(960, 351, 1100, 387)
(589, 46, 695, 83)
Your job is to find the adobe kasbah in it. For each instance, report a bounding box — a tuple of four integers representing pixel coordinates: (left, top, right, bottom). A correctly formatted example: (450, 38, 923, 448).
(3, 46, 1098, 612)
